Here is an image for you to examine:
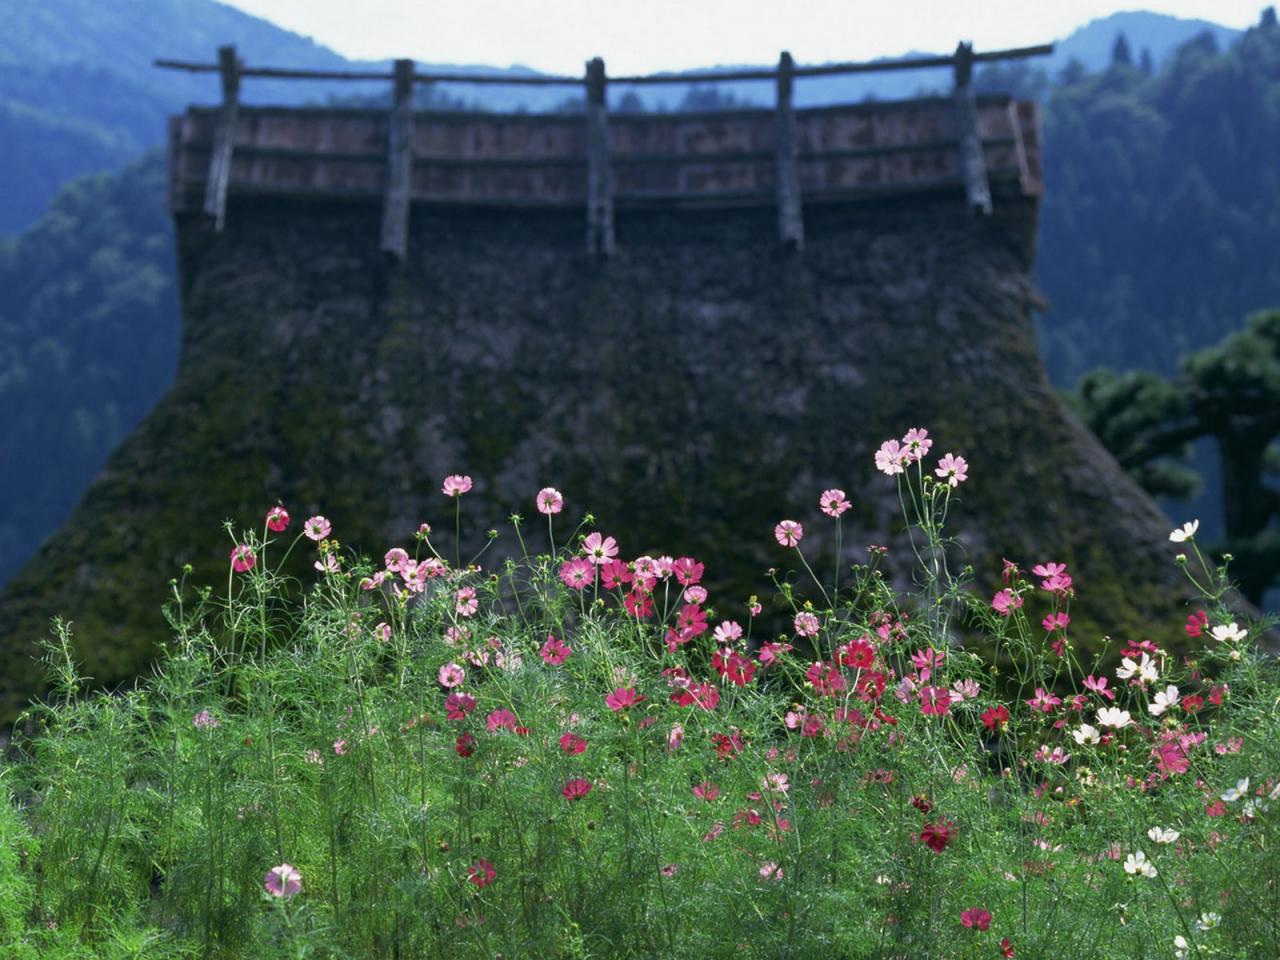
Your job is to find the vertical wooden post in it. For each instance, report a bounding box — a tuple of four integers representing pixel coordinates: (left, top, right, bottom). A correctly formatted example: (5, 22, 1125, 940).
(203, 44, 240, 230)
(584, 56, 615, 257)
(952, 42, 992, 215)
(381, 58, 415, 261)
(774, 51, 804, 250)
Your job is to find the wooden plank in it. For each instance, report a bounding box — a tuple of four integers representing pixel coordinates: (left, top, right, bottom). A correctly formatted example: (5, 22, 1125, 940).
(203, 45, 240, 230)
(774, 52, 804, 249)
(380, 58, 415, 261)
(584, 57, 615, 256)
(951, 42, 992, 215)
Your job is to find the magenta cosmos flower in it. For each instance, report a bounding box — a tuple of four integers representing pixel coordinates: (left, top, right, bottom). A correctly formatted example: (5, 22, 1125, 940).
(559, 731, 587, 755)
(935, 453, 968, 487)
(303, 516, 331, 541)
(774, 520, 803, 547)
(961, 907, 991, 931)
(265, 505, 290, 532)
(819, 489, 851, 517)
(605, 687, 645, 711)
(540, 634, 571, 665)
(467, 858, 495, 888)
(229, 544, 256, 573)
(264, 863, 302, 898)
(562, 778, 593, 801)
(536, 487, 564, 515)
(441, 474, 473, 497)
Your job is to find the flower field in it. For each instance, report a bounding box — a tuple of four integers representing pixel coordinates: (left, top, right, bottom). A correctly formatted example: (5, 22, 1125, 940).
(1, 430, 1276, 958)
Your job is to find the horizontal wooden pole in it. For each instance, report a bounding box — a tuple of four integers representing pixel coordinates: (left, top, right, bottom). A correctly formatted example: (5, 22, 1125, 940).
(155, 42, 1053, 88)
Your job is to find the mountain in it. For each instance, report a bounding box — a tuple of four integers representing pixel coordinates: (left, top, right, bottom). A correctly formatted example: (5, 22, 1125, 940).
(1046, 10, 1240, 75)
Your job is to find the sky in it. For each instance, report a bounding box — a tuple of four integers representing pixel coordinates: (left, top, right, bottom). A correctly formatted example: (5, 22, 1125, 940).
(218, 0, 1267, 73)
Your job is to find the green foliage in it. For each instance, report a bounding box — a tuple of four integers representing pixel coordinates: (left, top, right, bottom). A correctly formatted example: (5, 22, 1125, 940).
(0, 467, 1276, 957)
(1037, 15, 1280, 386)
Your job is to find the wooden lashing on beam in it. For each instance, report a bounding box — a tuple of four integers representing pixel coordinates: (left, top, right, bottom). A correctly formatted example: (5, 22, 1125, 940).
(952, 42, 992, 215)
(774, 51, 805, 250)
(203, 45, 240, 230)
(381, 58, 415, 261)
(584, 57, 615, 257)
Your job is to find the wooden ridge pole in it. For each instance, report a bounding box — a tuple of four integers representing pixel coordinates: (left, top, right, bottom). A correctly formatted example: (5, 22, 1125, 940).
(584, 57, 615, 257)
(203, 45, 240, 230)
(381, 58, 415, 261)
(774, 51, 804, 250)
(952, 41, 992, 215)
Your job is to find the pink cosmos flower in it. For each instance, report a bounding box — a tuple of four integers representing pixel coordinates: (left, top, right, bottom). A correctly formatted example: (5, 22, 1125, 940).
(384, 547, 409, 572)
(667, 723, 685, 752)
(693, 781, 720, 802)
(950, 678, 980, 702)
(1083, 675, 1115, 701)
(193, 709, 220, 729)
(1026, 687, 1062, 713)
(749, 600, 762, 616)
(559, 558, 593, 590)
(774, 520, 803, 547)
(438, 662, 465, 688)
(303, 516, 331, 541)
(264, 863, 302, 898)
(902, 428, 933, 461)
(682, 585, 707, 605)
(314, 552, 339, 574)
(375, 622, 391, 642)
(536, 487, 563, 515)
(540, 634, 571, 665)
(919, 686, 952, 716)
(793, 612, 820, 638)
(1042, 611, 1071, 632)
(960, 907, 991, 931)
(672, 556, 704, 585)
(759, 862, 784, 881)
(935, 453, 968, 487)
(454, 587, 479, 617)
(562, 778, 592, 801)
(442, 474, 472, 497)
(559, 731, 587, 755)
(713, 620, 744, 645)
(486, 709, 518, 733)
(332, 738, 348, 756)
(992, 589, 1023, 616)
(605, 687, 645, 711)
(582, 532, 619, 565)
(757, 641, 793, 667)
(265, 506, 290, 532)
(819, 488, 852, 517)
(230, 544, 256, 573)
(875, 439, 906, 475)
(467, 859, 495, 888)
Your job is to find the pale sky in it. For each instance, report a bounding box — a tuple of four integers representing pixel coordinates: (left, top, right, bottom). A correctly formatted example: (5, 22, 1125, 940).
(218, 0, 1267, 73)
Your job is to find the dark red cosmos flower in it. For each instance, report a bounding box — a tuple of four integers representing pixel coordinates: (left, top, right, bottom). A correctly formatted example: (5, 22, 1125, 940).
(455, 733, 477, 758)
(919, 820, 956, 853)
(911, 794, 932, 815)
(1000, 937, 1015, 957)
(467, 858, 495, 888)
(562, 778, 592, 801)
(982, 704, 1010, 732)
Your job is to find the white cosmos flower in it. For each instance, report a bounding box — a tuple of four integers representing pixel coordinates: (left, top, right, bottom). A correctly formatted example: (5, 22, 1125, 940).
(1116, 652, 1159, 685)
(1123, 850, 1157, 878)
(1148, 684, 1181, 717)
(1222, 777, 1251, 802)
(1146, 826, 1180, 844)
(1169, 520, 1199, 543)
(1195, 912, 1221, 932)
(1097, 707, 1133, 729)
(1269, 780, 1280, 802)
(1072, 724, 1101, 746)
(1211, 622, 1247, 643)
(1174, 935, 1190, 959)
